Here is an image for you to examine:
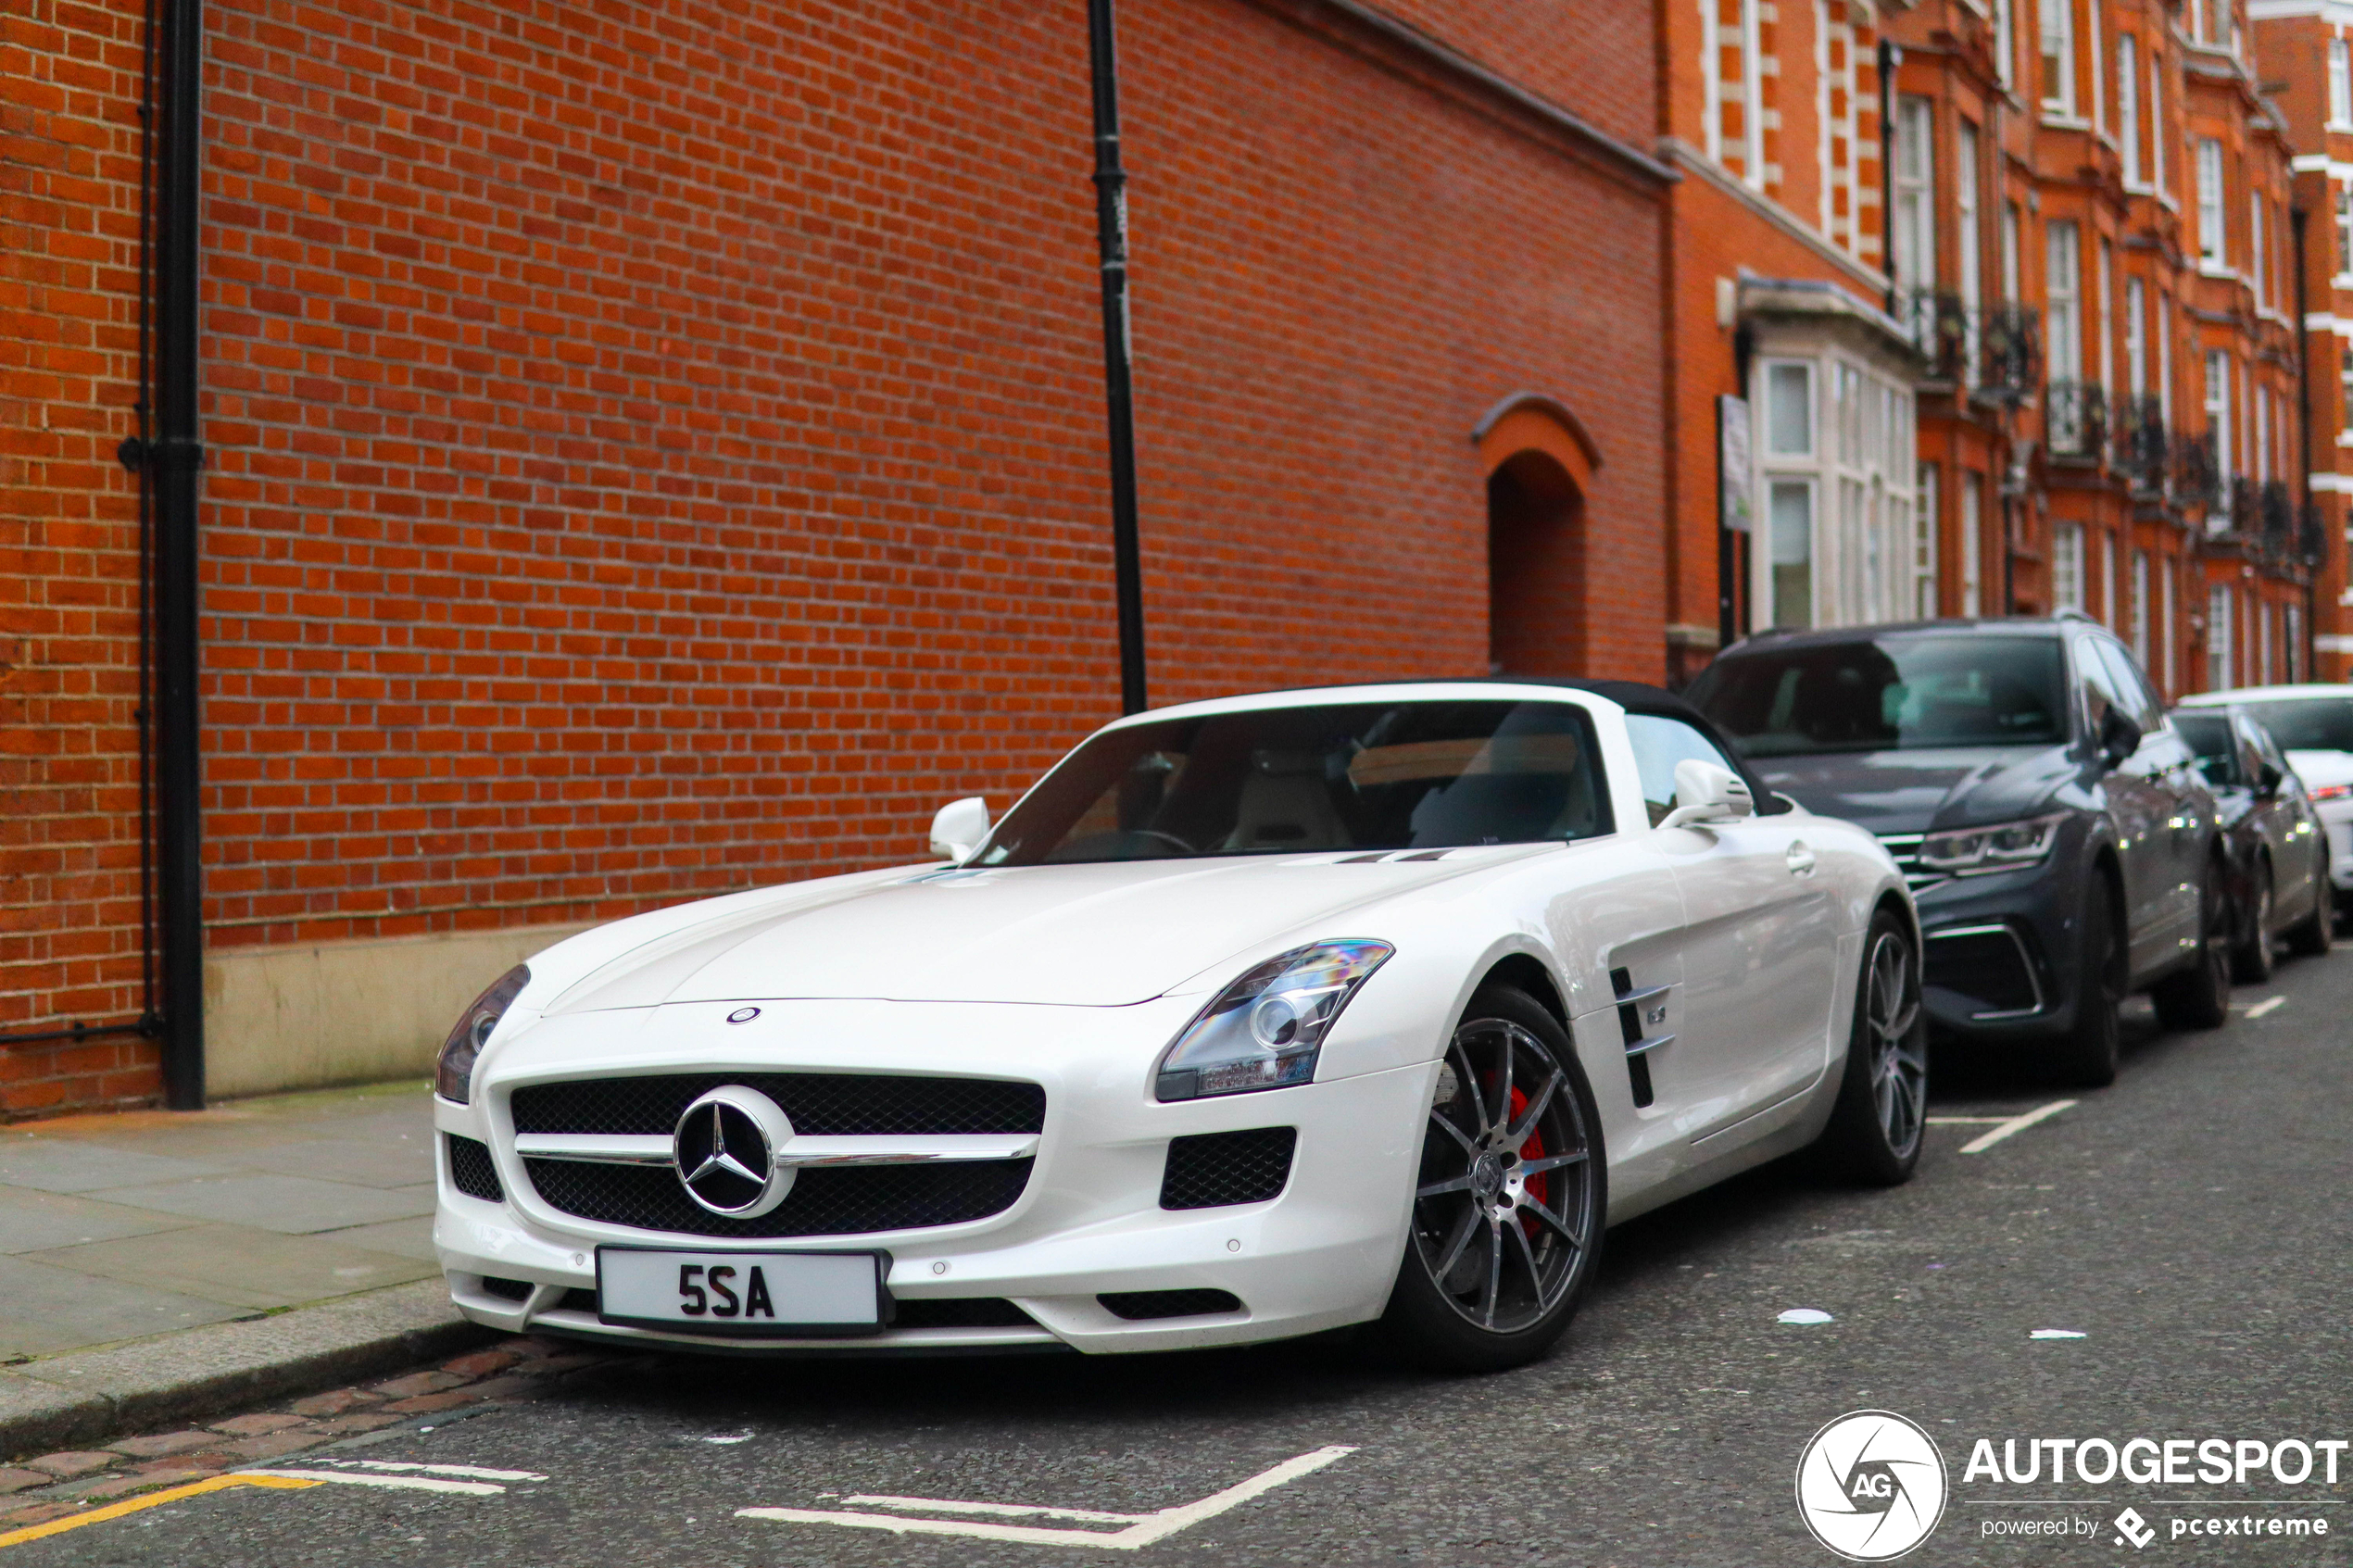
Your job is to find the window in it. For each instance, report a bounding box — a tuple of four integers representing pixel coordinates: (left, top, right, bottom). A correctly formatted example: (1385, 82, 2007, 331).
(2208, 584, 2234, 690)
(1894, 96, 1936, 305)
(2131, 550, 2150, 666)
(2149, 54, 2166, 192)
(1624, 715, 1738, 826)
(1994, 0, 2014, 87)
(2256, 385, 2271, 483)
(2287, 604, 2304, 683)
(2337, 190, 2352, 280)
(2158, 292, 2174, 421)
(2125, 276, 2147, 396)
(2046, 221, 2083, 447)
(2119, 35, 2141, 183)
(2206, 349, 2233, 506)
(2095, 637, 2163, 734)
(2196, 139, 2225, 266)
(1957, 121, 1982, 383)
(2251, 194, 2266, 307)
(2101, 528, 2118, 629)
(2042, 0, 2075, 111)
(2259, 599, 2273, 685)
(2054, 522, 2085, 610)
(1961, 471, 1984, 617)
(2097, 239, 2115, 395)
(2161, 557, 2176, 695)
(1752, 354, 1919, 633)
(1691, 633, 2070, 755)
(2340, 344, 2353, 431)
(2086, 0, 2106, 131)
(2001, 205, 2022, 301)
(1916, 462, 1940, 618)
(2332, 38, 2352, 128)
(1707, 0, 1767, 188)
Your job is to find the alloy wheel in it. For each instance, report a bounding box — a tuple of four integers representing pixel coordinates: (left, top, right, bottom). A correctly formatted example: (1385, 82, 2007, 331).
(1411, 1018, 1597, 1335)
(1864, 930, 1926, 1159)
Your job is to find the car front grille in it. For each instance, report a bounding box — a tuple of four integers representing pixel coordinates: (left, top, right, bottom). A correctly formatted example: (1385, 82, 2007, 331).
(446, 1135, 503, 1201)
(1874, 833, 1947, 892)
(522, 1155, 1034, 1238)
(510, 1072, 1045, 1138)
(1159, 1127, 1296, 1210)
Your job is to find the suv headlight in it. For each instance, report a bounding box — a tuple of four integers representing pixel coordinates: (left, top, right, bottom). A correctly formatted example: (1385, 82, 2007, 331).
(1154, 940, 1392, 1102)
(436, 965, 529, 1104)
(1918, 813, 2067, 876)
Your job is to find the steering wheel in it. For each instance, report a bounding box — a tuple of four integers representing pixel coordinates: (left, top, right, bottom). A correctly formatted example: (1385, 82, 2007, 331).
(1129, 829, 1197, 856)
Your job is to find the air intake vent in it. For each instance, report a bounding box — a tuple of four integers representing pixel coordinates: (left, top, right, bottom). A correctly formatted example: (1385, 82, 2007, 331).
(524, 1157, 1033, 1239)
(1159, 1127, 1296, 1210)
(447, 1135, 503, 1201)
(1925, 925, 2043, 1016)
(1100, 1289, 1243, 1320)
(478, 1275, 532, 1302)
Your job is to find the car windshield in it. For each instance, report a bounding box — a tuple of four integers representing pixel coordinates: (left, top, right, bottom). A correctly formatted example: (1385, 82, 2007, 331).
(975, 699, 1612, 864)
(1687, 634, 2069, 757)
(2172, 713, 2241, 787)
(2230, 698, 2353, 754)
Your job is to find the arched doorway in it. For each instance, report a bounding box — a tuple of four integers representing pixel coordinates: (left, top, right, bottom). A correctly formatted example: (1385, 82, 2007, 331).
(1487, 449, 1584, 676)
(1475, 395, 1600, 677)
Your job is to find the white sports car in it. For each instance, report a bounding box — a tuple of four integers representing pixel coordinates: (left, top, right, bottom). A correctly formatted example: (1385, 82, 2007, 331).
(434, 680, 1922, 1370)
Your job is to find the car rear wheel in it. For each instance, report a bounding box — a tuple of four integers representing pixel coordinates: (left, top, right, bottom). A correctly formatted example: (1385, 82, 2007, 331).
(2152, 859, 2232, 1032)
(1378, 985, 1604, 1373)
(2052, 878, 2122, 1087)
(1813, 909, 1926, 1185)
(2230, 859, 2275, 984)
(2284, 843, 2334, 958)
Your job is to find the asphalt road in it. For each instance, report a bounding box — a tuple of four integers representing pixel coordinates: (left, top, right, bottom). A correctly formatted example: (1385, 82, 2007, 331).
(18, 946, 2353, 1567)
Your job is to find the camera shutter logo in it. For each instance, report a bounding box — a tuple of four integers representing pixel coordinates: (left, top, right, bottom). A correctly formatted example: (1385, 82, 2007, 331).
(1794, 1411, 1948, 1561)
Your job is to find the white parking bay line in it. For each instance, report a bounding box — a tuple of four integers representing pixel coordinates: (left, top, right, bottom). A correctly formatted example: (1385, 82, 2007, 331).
(1928, 1098, 2078, 1154)
(2241, 996, 2286, 1019)
(304, 1460, 548, 1482)
(238, 1469, 510, 1495)
(737, 1445, 1357, 1550)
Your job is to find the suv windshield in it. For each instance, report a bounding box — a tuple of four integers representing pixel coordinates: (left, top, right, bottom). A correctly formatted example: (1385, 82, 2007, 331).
(1687, 634, 2070, 757)
(2230, 699, 2353, 754)
(975, 700, 1611, 865)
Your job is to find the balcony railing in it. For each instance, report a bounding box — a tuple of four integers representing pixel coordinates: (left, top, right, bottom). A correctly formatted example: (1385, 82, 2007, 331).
(2259, 481, 2296, 562)
(1901, 293, 2043, 404)
(2174, 431, 2221, 509)
(2110, 395, 2168, 485)
(2045, 381, 2108, 458)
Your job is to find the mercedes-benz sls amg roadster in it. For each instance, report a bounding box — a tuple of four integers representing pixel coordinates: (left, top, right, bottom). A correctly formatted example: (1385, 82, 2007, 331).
(434, 680, 1921, 1370)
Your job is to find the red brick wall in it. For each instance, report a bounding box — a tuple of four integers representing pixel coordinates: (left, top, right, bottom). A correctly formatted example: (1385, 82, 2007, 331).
(1, 0, 157, 1113)
(4, 0, 1667, 1114)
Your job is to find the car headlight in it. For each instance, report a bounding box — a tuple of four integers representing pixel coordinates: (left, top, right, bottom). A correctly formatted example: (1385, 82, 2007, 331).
(1917, 813, 2067, 876)
(1153, 940, 1392, 1102)
(436, 964, 529, 1104)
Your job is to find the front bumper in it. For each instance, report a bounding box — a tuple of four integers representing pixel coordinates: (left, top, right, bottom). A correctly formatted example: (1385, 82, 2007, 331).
(434, 997, 1427, 1355)
(2313, 798, 2353, 897)
(1907, 859, 2083, 1042)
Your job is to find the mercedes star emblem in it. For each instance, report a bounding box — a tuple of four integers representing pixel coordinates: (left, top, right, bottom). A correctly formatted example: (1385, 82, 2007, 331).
(673, 1085, 796, 1218)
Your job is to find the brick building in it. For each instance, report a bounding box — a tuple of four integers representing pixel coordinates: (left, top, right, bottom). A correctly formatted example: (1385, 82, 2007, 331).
(3, 0, 1673, 1114)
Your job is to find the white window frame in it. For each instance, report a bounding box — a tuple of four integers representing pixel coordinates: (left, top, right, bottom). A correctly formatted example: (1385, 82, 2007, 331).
(2042, 0, 2077, 113)
(2131, 549, 2151, 666)
(2206, 348, 2233, 509)
(2149, 54, 2166, 194)
(2251, 193, 2266, 307)
(1994, 0, 2014, 88)
(2208, 584, 2234, 690)
(2332, 38, 2352, 130)
(2118, 34, 2142, 185)
(1957, 120, 1982, 384)
(2125, 276, 2146, 397)
(1961, 471, 1984, 617)
(2101, 527, 2118, 629)
(2053, 522, 2085, 611)
(2336, 189, 2353, 284)
(1916, 461, 1940, 618)
(1751, 352, 1920, 632)
(1894, 96, 1936, 304)
(2196, 139, 2226, 267)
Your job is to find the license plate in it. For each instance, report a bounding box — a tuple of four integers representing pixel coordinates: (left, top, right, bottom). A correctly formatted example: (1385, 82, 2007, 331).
(595, 1248, 888, 1336)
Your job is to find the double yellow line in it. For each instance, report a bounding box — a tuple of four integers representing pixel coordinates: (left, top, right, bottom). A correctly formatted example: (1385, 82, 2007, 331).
(0, 1473, 319, 1550)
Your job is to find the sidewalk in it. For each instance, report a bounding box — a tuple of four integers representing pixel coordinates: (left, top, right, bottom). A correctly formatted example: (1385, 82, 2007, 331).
(1, 1081, 444, 1362)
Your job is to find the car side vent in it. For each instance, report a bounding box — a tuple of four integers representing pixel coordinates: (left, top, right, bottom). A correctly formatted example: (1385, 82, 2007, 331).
(1159, 1127, 1296, 1210)
(1610, 968, 1673, 1109)
(447, 1134, 504, 1201)
(1099, 1289, 1243, 1320)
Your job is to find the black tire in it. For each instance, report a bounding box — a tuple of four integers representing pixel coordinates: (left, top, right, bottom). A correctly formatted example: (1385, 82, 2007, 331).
(2052, 876, 2123, 1087)
(1378, 985, 1605, 1374)
(1813, 908, 1926, 1185)
(2152, 859, 2233, 1031)
(2230, 859, 2275, 984)
(2284, 843, 2334, 959)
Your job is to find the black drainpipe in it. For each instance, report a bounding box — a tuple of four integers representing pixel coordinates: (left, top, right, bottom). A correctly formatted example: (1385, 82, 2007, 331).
(1085, 0, 1147, 716)
(154, 0, 207, 1109)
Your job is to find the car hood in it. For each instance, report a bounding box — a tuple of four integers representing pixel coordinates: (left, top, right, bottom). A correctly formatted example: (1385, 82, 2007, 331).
(539, 851, 1526, 1012)
(2286, 749, 2353, 789)
(1745, 745, 2077, 836)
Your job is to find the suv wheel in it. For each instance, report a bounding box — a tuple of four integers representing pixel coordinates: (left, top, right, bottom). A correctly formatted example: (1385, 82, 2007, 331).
(2053, 879, 2122, 1087)
(2152, 859, 2232, 1031)
(2230, 859, 2275, 984)
(2284, 843, 2334, 959)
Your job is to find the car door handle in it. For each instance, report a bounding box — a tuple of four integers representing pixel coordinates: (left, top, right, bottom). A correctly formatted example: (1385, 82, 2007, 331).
(1785, 841, 1817, 876)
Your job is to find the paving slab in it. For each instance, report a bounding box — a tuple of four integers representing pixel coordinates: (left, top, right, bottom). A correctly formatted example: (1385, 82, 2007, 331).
(0, 1257, 253, 1359)
(87, 1173, 436, 1234)
(228, 1135, 434, 1189)
(0, 1187, 196, 1254)
(318, 1215, 438, 1262)
(26, 1223, 437, 1310)
(0, 1137, 224, 1195)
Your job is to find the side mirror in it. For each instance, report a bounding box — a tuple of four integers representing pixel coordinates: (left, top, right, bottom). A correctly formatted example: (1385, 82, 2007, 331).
(1658, 759, 1755, 831)
(2256, 760, 2285, 797)
(2097, 707, 2141, 770)
(928, 797, 990, 863)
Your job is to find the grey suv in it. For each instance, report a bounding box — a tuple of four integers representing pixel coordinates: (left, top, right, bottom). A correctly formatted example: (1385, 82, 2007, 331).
(1685, 616, 2231, 1085)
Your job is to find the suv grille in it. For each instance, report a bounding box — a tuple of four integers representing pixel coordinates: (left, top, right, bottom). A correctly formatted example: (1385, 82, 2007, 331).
(522, 1156, 1034, 1238)
(1874, 833, 1947, 892)
(510, 1073, 1045, 1137)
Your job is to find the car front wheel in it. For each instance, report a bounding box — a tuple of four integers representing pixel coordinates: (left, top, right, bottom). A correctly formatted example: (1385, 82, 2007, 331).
(1813, 909, 1926, 1184)
(1378, 985, 1604, 1373)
